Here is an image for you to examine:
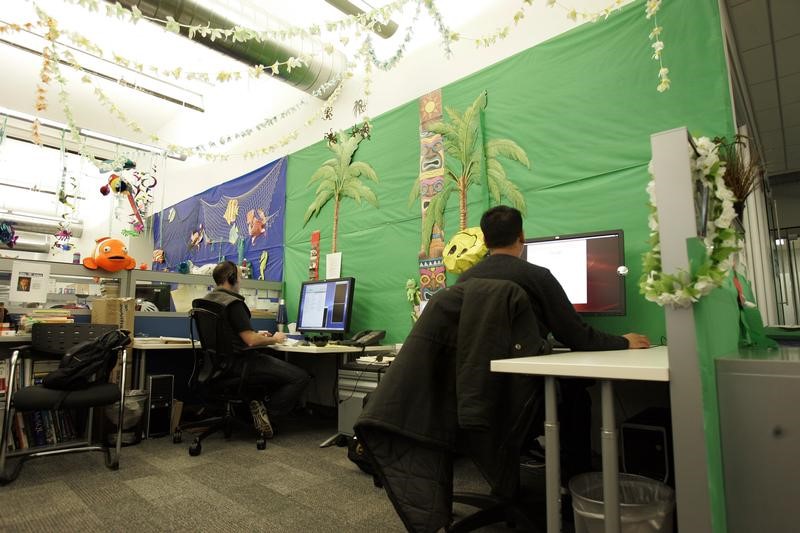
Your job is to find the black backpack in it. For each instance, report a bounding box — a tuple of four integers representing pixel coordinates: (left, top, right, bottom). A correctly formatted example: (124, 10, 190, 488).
(42, 329, 131, 391)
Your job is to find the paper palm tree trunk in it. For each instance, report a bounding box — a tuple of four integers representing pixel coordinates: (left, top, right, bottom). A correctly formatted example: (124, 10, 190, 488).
(332, 196, 340, 253)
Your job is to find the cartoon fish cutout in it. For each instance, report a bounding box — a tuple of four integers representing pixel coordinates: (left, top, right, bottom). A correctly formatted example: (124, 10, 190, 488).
(259, 250, 268, 280)
(167, 207, 176, 223)
(224, 199, 239, 225)
(228, 224, 239, 244)
(83, 237, 137, 272)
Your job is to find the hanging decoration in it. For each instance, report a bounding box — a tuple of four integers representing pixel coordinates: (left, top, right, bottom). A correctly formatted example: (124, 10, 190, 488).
(53, 132, 80, 252)
(0, 221, 19, 249)
(442, 227, 488, 274)
(99, 161, 146, 236)
(10, 0, 668, 161)
(640, 136, 741, 307)
(152, 248, 166, 264)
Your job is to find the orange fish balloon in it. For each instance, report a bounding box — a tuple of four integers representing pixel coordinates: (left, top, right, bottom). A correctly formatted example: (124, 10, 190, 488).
(83, 237, 137, 272)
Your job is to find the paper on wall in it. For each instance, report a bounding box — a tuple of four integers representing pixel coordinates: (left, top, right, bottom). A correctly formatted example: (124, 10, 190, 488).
(326, 252, 342, 279)
(10, 261, 50, 303)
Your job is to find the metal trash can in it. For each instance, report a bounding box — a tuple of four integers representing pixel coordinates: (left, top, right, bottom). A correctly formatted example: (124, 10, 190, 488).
(569, 472, 674, 533)
(105, 389, 149, 446)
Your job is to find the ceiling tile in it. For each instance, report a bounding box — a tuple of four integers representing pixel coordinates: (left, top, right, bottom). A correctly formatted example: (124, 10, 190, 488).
(775, 34, 800, 77)
(771, 0, 800, 42)
(741, 45, 776, 84)
(748, 79, 780, 110)
(779, 72, 800, 105)
(785, 125, 800, 146)
(760, 128, 785, 147)
(785, 146, 800, 172)
(783, 101, 800, 128)
(756, 106, 783, 131)
(731, 0, 771, 50)
(766, 156, 786, 173)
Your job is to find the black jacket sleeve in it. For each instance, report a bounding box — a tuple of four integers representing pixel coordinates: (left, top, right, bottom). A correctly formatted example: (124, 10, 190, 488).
(539, 271, 628, 351)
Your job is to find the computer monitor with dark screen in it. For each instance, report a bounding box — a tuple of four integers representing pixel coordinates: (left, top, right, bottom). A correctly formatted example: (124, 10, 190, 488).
(296, 277, 355, 336)
(524, 230, 626, 315)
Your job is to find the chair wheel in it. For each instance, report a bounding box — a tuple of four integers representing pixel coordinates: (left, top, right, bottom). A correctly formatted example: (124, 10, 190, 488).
(173, 430, 182, 444)
(189, 439, 202, 456)
(256, 437, 267, 450)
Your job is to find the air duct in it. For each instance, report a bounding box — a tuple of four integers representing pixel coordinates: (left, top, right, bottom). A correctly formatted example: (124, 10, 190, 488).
(108, 0, 347, 99)
(1, 232, 50, 254)
(0, 212, 83, 238)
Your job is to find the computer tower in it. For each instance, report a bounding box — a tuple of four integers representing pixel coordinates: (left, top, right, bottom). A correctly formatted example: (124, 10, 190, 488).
(621, 407, 674, 485)
(146, 374, 174, 438)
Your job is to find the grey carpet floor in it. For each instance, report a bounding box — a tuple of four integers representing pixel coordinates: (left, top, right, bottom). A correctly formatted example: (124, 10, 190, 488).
(0, 417, 540, 532)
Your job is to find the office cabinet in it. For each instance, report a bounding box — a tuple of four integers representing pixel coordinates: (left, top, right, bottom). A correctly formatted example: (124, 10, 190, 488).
(717, 353, 800, 533)
(337, 364, 386, 436)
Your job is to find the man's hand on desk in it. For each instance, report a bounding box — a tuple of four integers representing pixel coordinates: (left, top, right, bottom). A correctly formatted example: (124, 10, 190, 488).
(623, 333, 651, 349)
(260, 331, 286, 344)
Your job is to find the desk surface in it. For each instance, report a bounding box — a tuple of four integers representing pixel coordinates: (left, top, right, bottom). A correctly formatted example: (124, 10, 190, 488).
(132, 338, 195, 350)
(271, 343, 392, 355)
(0, 335, 31, 343)
(490, 345, 669, 381)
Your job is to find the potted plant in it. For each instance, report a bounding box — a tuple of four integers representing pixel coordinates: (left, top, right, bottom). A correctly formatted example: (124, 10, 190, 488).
(714, 135, 763, 220)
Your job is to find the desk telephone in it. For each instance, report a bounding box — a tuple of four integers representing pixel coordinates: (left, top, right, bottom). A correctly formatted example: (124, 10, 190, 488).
(342, 329, 386, 346)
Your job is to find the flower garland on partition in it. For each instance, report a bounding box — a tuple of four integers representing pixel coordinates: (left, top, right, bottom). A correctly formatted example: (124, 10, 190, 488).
(640, 137, 740, 307)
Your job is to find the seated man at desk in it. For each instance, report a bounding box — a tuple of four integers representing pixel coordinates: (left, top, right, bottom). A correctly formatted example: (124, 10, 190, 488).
(203, 261, 311, 437)
(457, 206, 650, 476)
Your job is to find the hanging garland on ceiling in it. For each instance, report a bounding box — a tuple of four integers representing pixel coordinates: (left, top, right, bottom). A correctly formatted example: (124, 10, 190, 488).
(11, 0, 669, 163)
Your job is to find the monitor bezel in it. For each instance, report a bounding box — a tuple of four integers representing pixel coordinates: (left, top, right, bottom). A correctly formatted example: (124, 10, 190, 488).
(524, 229, 626, 316)
(296, 277, 356, 335)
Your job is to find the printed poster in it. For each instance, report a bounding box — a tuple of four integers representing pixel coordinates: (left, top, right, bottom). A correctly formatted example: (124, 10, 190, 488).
(10, 261, 50, 303)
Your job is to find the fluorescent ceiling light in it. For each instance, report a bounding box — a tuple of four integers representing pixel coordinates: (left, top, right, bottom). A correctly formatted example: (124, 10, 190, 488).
(79, 128, 166, 154)
(0, 106, 69, 130)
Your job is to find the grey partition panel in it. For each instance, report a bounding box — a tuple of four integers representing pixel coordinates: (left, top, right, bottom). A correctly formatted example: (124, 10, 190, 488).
(717, 357, 800, 533)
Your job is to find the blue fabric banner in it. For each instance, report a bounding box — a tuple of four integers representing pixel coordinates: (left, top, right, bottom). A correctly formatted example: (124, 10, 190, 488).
(152, 157, 286, 281)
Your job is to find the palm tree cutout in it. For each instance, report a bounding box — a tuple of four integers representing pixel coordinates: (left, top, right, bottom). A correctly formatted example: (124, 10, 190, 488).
(303, 131, 379, 253)
(410, 91, 529, 248)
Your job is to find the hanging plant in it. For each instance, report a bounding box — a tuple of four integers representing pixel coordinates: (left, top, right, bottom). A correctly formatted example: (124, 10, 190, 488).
(713, 134, 763, 219)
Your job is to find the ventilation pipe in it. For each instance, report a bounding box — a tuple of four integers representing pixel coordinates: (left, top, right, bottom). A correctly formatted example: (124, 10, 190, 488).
(1, 232, 50, 254)
(107, 0, 347, 99)
(0, 212, 83, 238)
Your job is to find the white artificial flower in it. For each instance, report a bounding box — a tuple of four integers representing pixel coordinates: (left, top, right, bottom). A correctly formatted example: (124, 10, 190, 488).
(648, 214, 659, 231)
(694, 277, 715, 295)
(715, 202, 736, 228)
(646, 179, 657, 204)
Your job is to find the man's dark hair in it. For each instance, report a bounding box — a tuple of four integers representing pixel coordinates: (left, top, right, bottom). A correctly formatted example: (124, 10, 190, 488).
(212, 261, 239, 286)
(480, 206, 523, 248)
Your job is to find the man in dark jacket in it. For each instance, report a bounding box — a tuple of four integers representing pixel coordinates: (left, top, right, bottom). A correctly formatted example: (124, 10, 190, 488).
(458, 206, 650, 478)
(203, 261, 310, 437)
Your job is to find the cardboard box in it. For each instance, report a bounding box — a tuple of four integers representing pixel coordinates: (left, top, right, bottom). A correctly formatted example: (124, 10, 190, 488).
(91, 297, 135, 333)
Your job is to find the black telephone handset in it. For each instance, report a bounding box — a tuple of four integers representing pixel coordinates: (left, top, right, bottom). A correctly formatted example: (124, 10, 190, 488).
(348, 329, 386, 346)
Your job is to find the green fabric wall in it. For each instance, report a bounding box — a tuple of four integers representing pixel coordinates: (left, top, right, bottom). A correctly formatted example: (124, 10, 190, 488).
(284, 0, 734, 344)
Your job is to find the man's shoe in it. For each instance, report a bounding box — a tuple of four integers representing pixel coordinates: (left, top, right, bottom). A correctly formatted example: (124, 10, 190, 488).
(249, 400, 274, 439)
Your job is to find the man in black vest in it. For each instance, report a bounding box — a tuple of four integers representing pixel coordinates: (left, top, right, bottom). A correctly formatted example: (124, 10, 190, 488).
(204, 261, 311, 438)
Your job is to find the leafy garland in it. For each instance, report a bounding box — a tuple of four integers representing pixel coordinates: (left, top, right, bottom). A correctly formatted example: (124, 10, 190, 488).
(640, 137, 741, 307)
(5, 0, 670, 164)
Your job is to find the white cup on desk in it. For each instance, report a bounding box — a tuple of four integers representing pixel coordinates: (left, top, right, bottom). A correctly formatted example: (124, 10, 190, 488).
(287, 322, 297, 334)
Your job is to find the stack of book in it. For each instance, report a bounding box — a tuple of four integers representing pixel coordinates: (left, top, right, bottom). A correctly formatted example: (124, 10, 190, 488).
(19, 309, 74, 332)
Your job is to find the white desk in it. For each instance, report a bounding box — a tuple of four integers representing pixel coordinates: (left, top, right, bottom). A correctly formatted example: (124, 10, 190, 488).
(131, 339, 196, 389)
(271, 343, 393, 447)
(0, 335, 31, 344)
(491, 346, 669, 533)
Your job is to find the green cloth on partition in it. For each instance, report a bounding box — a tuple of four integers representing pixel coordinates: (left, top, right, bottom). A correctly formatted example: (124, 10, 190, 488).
(736, 275, 779, 349)
(689, 237, 738, 533)
(284, 0, 734, 348)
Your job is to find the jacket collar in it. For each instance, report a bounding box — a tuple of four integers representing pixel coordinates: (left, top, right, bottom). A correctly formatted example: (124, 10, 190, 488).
(213, 287, 245, 301)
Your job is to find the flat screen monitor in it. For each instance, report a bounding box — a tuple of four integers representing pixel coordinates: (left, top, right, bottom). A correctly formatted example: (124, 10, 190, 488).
(524, 230, 626, 315)
(296, 277, 355, 335)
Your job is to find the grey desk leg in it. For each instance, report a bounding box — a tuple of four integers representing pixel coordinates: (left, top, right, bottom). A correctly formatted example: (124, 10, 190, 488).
(138, 349, 147, 390)
(600, 380, 620, 533)
(544, 376, 561, 533)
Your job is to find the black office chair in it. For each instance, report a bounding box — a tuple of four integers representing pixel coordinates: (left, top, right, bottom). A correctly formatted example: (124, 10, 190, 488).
(172, 298, 269, 456)
(0, 323, 129, 485)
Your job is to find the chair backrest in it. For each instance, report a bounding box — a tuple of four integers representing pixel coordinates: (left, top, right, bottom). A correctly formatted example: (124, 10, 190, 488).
(32, 323, 118, 356)
(189, 298, 236, 387)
